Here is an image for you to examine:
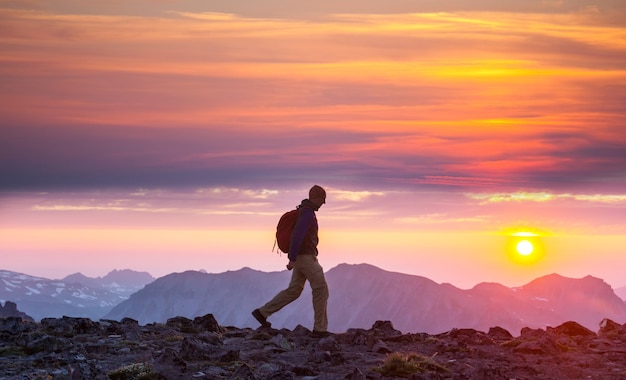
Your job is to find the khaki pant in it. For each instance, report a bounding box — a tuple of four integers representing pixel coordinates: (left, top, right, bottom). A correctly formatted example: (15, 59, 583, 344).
(259, 254, 329, 332)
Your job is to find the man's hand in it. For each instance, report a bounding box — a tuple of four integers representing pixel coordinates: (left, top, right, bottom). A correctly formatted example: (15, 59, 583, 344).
(286, 261, 295, 270)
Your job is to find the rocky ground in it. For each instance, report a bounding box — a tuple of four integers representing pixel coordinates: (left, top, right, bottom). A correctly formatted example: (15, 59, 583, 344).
(1, 314, 626, 379)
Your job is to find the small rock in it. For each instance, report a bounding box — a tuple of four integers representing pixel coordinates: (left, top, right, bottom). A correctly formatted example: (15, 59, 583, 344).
(270, 334, 293, 351)
(181, 336, 217, 361)
(370, 320, 402, 337)
(371, 339, 392, 354)
(317, 336, 340, 352)
(548, 321, 595, 338)
(598, 318, 626, 341)
(230, 363, 255, 379)
(219, 349, 240, 362)
(345, 367, 366, 380)
(487, 326, 513, 342)
(193, 314, 221, 333)
(0, 316, 29, 335)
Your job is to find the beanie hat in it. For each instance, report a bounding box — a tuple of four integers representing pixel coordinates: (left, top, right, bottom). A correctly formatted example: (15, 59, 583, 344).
(309, 185, 326, 200)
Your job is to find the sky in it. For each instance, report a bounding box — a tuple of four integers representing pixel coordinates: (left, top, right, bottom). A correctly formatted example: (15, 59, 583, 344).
(1, 0, 625, 290)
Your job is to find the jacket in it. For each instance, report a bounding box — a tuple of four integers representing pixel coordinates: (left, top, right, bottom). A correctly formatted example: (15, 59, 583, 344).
(288, 199, 319, 261)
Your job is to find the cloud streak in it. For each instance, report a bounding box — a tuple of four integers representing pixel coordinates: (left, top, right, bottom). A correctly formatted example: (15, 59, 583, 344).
(466, 191, 626, 204)
(1, 3, 625, 195)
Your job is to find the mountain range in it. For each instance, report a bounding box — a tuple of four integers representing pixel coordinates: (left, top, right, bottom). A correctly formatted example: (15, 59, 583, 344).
(0, 269, 154, 321)
(104, 263, 626, 334)
(2, 264, 625, 335)
(616, 285, 626, 301)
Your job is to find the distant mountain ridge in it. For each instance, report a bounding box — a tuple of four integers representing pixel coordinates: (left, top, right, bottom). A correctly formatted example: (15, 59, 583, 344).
(616, 286, 626, 302)
(3, 265, 625, 335)
(62, 269, 154, 298)
(0, 269, 154, 321)
(104, 263, 626, 334)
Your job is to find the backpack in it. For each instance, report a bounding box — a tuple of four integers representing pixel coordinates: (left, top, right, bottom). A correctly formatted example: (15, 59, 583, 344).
(274, 208, 300, 253)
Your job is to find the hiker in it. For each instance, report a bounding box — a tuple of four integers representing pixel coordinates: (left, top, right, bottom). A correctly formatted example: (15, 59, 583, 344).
(252, 185, 329, 336)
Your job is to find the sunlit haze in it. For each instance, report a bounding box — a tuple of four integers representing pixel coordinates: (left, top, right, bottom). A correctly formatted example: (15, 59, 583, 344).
(1, 1, 625, 290)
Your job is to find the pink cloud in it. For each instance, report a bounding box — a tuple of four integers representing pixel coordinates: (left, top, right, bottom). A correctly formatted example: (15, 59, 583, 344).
(1, 5, 624, 194)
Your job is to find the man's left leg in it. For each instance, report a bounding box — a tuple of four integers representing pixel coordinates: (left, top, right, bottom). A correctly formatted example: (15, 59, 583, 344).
(258, 266, 306, 318)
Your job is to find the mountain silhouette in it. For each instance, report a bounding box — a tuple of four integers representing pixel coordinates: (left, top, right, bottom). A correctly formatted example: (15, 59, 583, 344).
(104, 263, 626, 334)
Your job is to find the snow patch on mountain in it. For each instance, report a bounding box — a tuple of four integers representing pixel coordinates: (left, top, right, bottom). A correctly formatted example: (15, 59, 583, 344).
(0, 269, 155, 321)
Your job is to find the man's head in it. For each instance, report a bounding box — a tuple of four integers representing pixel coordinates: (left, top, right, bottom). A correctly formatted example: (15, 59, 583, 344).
(309, 185, 326, 209)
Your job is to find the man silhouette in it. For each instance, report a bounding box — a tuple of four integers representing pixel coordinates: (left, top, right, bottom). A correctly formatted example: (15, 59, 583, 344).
(252, 185, 329, 336)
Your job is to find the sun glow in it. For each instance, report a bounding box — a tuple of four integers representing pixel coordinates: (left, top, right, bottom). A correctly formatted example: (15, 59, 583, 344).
(516, 240, 534, 256)
(504, 229, 546, 265)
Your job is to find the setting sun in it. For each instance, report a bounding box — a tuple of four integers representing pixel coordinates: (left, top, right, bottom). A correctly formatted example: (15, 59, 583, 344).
(504, 230, 546, 266)
(516, 240, 534, 256)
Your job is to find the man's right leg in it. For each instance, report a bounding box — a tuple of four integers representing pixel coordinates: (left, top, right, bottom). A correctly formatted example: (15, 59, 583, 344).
(258, 266, 306, 318)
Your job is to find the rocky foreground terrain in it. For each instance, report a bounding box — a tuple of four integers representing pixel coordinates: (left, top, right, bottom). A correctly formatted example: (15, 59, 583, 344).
(1, 314, 626, 379)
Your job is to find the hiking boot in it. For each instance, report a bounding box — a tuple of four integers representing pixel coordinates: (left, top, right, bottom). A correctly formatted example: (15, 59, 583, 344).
(252, 309, 271, 328)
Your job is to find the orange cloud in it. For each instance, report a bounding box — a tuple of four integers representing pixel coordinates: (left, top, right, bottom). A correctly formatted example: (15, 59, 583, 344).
(1, 5, 624, 193)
